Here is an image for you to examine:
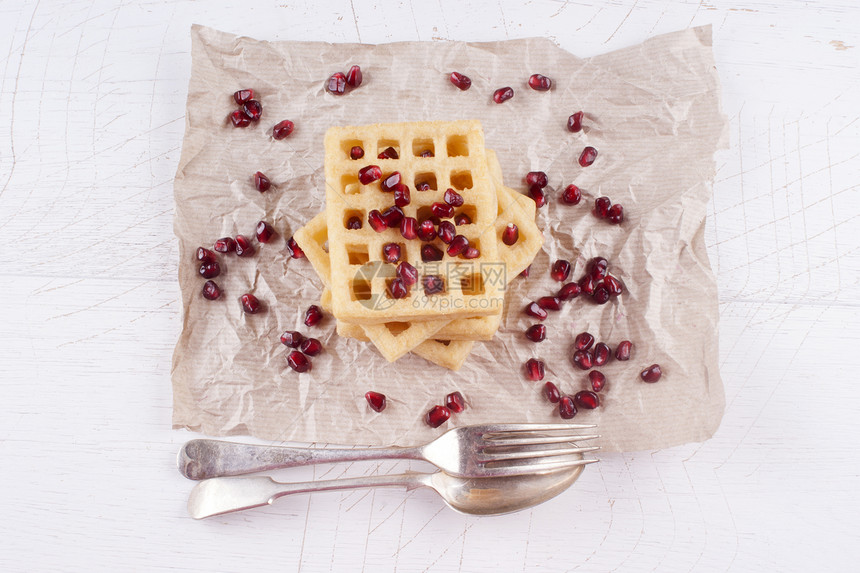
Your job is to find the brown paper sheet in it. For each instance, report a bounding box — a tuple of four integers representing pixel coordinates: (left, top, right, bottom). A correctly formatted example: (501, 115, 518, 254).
(172, 25, 728, 452)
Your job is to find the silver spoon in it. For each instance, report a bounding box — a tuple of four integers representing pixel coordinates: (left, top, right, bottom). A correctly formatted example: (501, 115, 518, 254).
(188, 461, 595, 519)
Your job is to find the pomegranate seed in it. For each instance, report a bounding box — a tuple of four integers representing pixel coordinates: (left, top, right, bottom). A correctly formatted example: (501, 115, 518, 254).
(437, 221, 455, 244)
(593, 285, 610, 304)
(463, 246, 480, 259)
(393, 185, 411, 207)
(421, 244, 443, 262)
(230, 110, 251, 128)
(235, 235, 255, 257)
(382, 205, 405, 228)
(240, 293, 261, 314)
(199, 262, 220, 279)
(350, 146, 365, 160)
(558, 282, 581, 300)
(397, 261, 418, 285)
(214, 237, 235, 253)
(567, 111, 584, 133)
(558, 396, 577, 419)
(378, 146, 399, 159)
(589, 371, 606, 392)
(197, 247, 217, 264)
(242, 100, 262, 121)
(388, 277, 409, 299)
(572, 349, 593, 370)
(520, 265, 531, 278)
(589, 257, 608, 280)
(299, 337, 322, 356)
(562, 184, 582, 205)
(446, 391, 465, 413)
(423, 275, 445, 295)
(286, 236, 305, 258)
(431, 202, 455, 219)
(280, 331, 304, 348)
(383, 243, 402, 263)
(426, 405, 451, 428)
(528, 185, 547, 208)
(641, 364, 663, 383)
(544, 382, 561, 403)
(574, 333, 594, 351)
(380, 171, 401, 192)
(358, 165, 382, 184)
(594, 197, 611, 218)
(346, 65, 362, 88)
(304, 305, 323, 327)
(256, 221, 275, 243)
(449, 72, 472, 90)
(525, 358, 545, 381)
(528, 74, 552, 91)
(416, 220, 436, 242)
(615, 341, 632, 361)
(526, 171, 548, 188)
(416, 181, 431, 191)
(365, 391, 386, 412)
(202, 280, 221, 300)
(579, 146, 598, 167)
(604, 275, 623, 296)
(346, 216, 362, 230)
(368, 210, 387, 232)
(525, 324, 546, 342)
(420, 150, 434, 158)
(326, 72, 347, 95)
(443, 188, 464, 207)
(574, 390, 599, 409)
(607, 204, 624, 224)
(593, 342, 610, 367)
(233, 89, 254, 105)
(400, 216, 418, 239)
(493, 87, 514, 103)
(287, 350, 311, 373)
(551, 260, 571, 282)
(254, 171, 271, 192)
(525, 302, 548, 320)
(578, 274, 595, 295)
(502, 223, 519, 246)
(454, 213, 472, 225)
(272, 120, 294, 140)
(537, 296, 561, 311)
(447, 235, 469, 256)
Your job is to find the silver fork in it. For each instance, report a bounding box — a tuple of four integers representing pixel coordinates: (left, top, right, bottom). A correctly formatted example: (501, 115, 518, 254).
(178, 423, 600, 480)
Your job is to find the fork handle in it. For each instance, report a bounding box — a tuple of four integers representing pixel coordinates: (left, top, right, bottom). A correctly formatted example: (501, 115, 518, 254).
(178, 439, 424, 480)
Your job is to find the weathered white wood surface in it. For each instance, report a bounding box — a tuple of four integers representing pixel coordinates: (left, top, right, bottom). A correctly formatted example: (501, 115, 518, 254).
(1, 1, 858, 571)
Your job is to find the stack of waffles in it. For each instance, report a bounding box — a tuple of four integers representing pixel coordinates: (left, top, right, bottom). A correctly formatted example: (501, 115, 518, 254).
(294, 120, 542, 370)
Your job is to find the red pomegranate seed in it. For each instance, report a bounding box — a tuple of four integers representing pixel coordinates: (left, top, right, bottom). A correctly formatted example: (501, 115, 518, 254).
(383, 243, 402, 263)
(377, 146, 399, 160)
(544, 382, 561, 403)
(463, 246, 480, 259)
(235, 235, 255, 257)
(255, 221, 275, 243)
(493, 87, 514, 103)
(525, 358, 545, 381)
(393, 185, 411, 207)
(502, 223, 519, 246)
(199, 262, 220, 279)
(420, 150, 434, 158)
(358, 165, 382, 184)
(304, 305, 323, 327)
(326, 72, 347, 95)
(520, 265, 531, 278)
(287, 350, 311, 373)
(418, 220, 437, 241)
(604, 275, 623, 296)
(447, 235, 469, 256)
(426, 405, 451, 428)
(382, 205, 405, 228)
(551, 260, 571, 282)
(196, 247, 217, 264)
(558, 396, 577, 419)
(593, 285, 610, 304)
(202, 280, 221, 300)
(300, 337, 323, 356)
(214, 237, 235, 253)
(437, 221, 455, 244)
(368, 210, 387, 232)
(446, 391, 466, 413)
(454, 213, 472, 225)
(400, 216, 418, 239)
(365, 391, 386, 412)
(449, 72, 472, 90)
(240, 293, 261, 314)
(562, 184, 582, 205)
(254, 171, 271, 192)
(347, 216, 362, 230)
(272, 120, 294, 140)
(574, 390, 599, 409)
(380, 171, 401, 192)
(525, 324, 546, 342)
(242, 100, 262, 121)
(280, 331, 304, 348)
(526, 171, 548, 188)
(528, 74, 552, 91)
(572, 349, 593, 370)
(415, 181, 431, 191)
(388, 278, 409, 299)
(579, 146, 598, 167)
(346, 65, 362, 88)
(443, 188, 464, 207)
(589, 257, 608, 280)
(230, 110, 251, 128)
(589, 371, 606, 392)
(558, 282, 581, 300)
(432, 202, 455, 219)
(286, 236, 305, 258)
(578, 274, 595, 295)
(233, 89, 254, 105)
(423, 275, 445, 295)
(594, 197, 611, 218)
(421, 244, 443, 262)
(615, 340, 632, 361)
(641, 364, 663, 383)
(350, 146, 365, 160)
(525, 302, 548, 320)
(537, 296, 562, 311)
(528, 185, 547, 208)
(397, 261, 418, 286)
(574, 333, 594, 351)
(607, 204, 624, 224)
(593, 342, 610, 367)
(567, 111, 584, 133)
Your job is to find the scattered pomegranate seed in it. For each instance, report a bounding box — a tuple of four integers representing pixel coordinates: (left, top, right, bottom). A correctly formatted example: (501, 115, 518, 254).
(579, 146, 598, 167)
(525, 302, 548, 320)
(572, 349, 594, 370)
(202, 280, 221, 300)
(346, 65, 362, 88)
(358, 165, 382, 184)
(525, 358, 545, 381)
(558, 282, 581, 300)
(423, 275, 445, 294)
(454, 213, 472, 225)
(594, 197, 611, 218)
(272, 120, 294, 140)
(326, 72, 347, 95)
(214, 237, 235, 253)
(528, 73, 552, 91)
(574, 390, 599, 409)
(304, 305, 323, 327)
(420, 150, 434, 158)
(437, 221, 455, 244)
(287, 350, 311, 373)
(544, 382, 561, 403)
(230, 110, 251, 128)
(280, 331, 304, 348)
(365, 391, 386, 412)
(640, 364, 663, 383)
(256, 221, 275, 243)
(300, 338, 323, 356)
(593, 285, 610, 305)
(254, 171, 271, 192)
(286, 236, 305, 258)
(589, 257, 608, 280)
(444, 188, 464, 207)
(537, 296, 562, 311)
(426, 405, 451, 428)
(368, 210, 387, 232)
(197, 247, 217, 264)
(240, 293, 261, 314)
(528, 185, 547, 208)
(589, 371, 606, 392)
(578, 274, 595, 295)
(615, 341, 632, 361)
(607, 204, 624, 224)
(520, 265, 531, 278)
(593, 342, 610, 367)
(446, 391, 466, 413)
(382, 205, 405, 228)
(377, 146, 399, 159)
(551, 260, 571, 282)
(235, 235, 255, 257)
(447, 235, 469, 257)
(525, 324, 546, 342)
(574, 333, 594, 351)
(463, 246, 480, 259)
(417, 220, 437, 241)
(493, 87, 514, 103)
(383, 243, 402, 263)
(416, 181, 431, 191)
(421, 244, 443, 262)
(347, 216, 362, 230)
(350, 146, 364, 160)
(567, 111, 584, 133)
(431, 202, 455, 219)
(380, 171, 401, 192)
(400, 216, 418, 240)
(502, 223, 519, 246)
(526, 171, 548, 188)
(449, 72, 472, 90)
(604, 275, 623, 296)
(242, 100, 262, 121)
(397, 261, 418, 286)
(393, 185, 411, 207)
(388, 278, 409, 299)
(562, 184, 582, 205)
(199, 262, 220, 279)
(233, 89, 254, 105)
(558, 396, 577, 419)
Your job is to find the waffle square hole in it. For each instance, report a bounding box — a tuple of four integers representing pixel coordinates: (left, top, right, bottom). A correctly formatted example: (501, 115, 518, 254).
(414, 172, 438, 191)
(412, 138, 435, 157)
(454, 205, 477, 225)
(341, 139, 364, 159)
(446, 135, 469, 157)
(385, 322, 411, 336)
(450, 170, 473, 190)
(341, 174, 361, 194)
(346, 244, 370, 265)
(351, 278, 373, 301)
(377, 139, 400, 159)
(344, 210, 365, 230)
(460, 273, 485, 296)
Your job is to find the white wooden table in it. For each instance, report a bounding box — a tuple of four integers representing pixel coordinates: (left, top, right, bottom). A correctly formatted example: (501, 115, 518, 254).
(2, 1, 858, 571)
